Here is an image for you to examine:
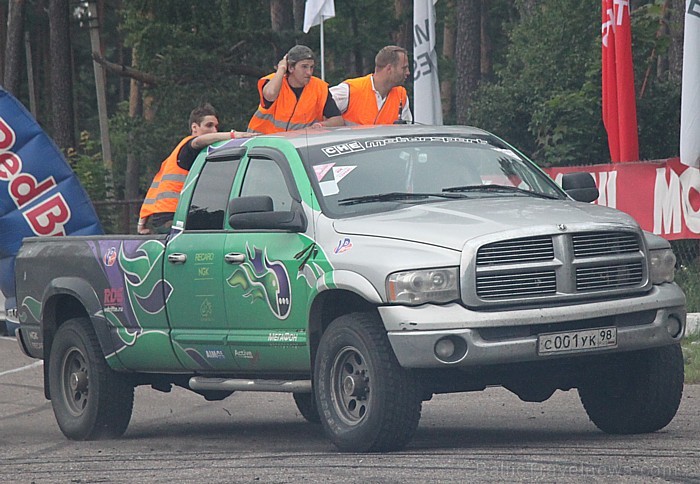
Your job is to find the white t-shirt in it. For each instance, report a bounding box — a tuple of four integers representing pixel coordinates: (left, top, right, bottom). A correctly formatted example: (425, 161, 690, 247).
(329, 76, 413, 122)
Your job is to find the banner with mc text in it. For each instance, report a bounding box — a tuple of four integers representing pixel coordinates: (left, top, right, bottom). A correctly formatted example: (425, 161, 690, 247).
(547, 159, 700, 240)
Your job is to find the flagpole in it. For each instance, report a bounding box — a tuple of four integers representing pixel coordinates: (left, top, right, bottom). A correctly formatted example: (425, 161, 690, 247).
(320, 16, 325, 80)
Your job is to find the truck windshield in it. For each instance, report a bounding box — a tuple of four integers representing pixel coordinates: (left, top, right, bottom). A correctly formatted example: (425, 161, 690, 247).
(302, 135, 566, 217)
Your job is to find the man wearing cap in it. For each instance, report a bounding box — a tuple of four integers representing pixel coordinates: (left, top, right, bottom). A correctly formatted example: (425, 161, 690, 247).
(247, 45, 344, 134)
(330, 45, 412, 125)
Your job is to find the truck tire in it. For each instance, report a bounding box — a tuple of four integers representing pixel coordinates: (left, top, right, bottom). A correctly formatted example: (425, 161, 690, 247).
(314, 312, 422, 452)
(293, 392, 321, 423)
(49, 317, 134, 440)
(578, 344, 683, 434)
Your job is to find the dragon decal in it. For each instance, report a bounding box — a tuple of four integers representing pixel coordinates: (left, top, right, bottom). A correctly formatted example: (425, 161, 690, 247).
(226, 243, 291, 319)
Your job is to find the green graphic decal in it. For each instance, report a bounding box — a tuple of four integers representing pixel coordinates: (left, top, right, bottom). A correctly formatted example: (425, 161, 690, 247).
(20, 296, 42, 323)
(226, 243, 291, 319)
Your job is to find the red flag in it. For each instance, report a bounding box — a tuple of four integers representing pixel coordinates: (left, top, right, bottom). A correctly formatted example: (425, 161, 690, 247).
(601, 0, 639, 162)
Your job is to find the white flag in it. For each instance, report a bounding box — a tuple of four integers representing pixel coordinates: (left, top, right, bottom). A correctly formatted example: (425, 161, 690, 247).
(680, 0, 700, 167)
(303, 0, 335, 33)
(413, 0, 442, 125)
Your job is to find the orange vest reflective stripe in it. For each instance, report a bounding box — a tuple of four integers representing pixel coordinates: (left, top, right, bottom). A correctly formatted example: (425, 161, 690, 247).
(342, 75, 407, 125)
(139, 136, 193, 219)
(247, 75, 328, 134)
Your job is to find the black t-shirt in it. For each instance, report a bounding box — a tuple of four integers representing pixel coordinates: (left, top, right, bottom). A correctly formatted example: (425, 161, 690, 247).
(261, 80, 341, 119)
(177, 139, 199, 171)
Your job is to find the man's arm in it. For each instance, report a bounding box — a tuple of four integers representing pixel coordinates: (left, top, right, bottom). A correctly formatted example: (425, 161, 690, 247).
(328, 82, 350, 114)
(177, 131, 255, 170)
(311, 90, 345, 128)
(261, 56, 288, 104)
(401, 96, 413, 122)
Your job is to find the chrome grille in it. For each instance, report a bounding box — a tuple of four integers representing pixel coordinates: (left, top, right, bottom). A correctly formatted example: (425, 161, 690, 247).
(477, 270, 556, 299)
(476, 236, 554, 266)
(572, 231, 639, 257)
(467, 229, 647, 306)
(576, 262, 644, 291)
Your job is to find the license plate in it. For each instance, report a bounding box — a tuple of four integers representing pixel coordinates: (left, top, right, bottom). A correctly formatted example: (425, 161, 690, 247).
(537, 327, 617, 355)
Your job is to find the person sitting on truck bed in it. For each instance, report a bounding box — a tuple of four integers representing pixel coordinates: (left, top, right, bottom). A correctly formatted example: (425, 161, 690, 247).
(138, 103, 254, 235)
(247, 45, 344, 134)
(329, 45, 412, 125)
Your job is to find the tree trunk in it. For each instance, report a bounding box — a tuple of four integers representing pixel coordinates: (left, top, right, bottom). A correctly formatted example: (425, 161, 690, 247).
(441, 0, 456, 121)
(49, 0, 75, 150)
(515, 0, 538, 18)
(455, 0, 481, 124)
(4, 0, 25, 96)
(0, 3, 7, 84)
(667, 0, 684, 82)
(270, 0, 293, 31)
(292, 0, 304, 31)
(393, 0, 412, 48)
(125, 46, 142, 234)
(480, 0, 493, 81)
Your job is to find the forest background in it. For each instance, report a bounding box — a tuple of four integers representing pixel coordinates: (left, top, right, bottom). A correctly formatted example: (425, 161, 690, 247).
(0, 0, 687, 234)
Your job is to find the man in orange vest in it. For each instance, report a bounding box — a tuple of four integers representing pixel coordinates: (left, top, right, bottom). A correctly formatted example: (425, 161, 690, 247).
(330, 45, 412, 125)
(247, 45, 344, 134)
(138, 103, 254, 234)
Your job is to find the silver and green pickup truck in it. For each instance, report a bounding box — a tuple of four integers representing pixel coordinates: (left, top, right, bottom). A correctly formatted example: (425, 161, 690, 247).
(14, 125, 686, 452)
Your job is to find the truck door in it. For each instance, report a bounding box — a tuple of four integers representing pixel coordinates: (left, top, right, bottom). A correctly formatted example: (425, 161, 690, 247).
(164, 151, 243, 371)
(223, 149, 312, 372)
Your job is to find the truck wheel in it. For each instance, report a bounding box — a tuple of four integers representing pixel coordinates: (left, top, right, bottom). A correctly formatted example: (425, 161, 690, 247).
(578, 344, 683, 434)
(49, 317, 134, 440)
(293, 392, 321, 423)
(314, 312, 422, 452)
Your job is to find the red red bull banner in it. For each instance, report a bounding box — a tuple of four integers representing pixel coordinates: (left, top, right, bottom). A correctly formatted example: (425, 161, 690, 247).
(0, 88, 103, 306)
(546, 158, 700, 240)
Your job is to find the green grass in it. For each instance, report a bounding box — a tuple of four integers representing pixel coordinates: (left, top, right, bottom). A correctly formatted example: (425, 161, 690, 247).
(682, 333, 700, 384)
(675, 264, 700, 313)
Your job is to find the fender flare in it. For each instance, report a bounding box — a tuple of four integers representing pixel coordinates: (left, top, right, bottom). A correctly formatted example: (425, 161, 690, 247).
(314, 269, 383, 303)
(41, 277, 115, 365)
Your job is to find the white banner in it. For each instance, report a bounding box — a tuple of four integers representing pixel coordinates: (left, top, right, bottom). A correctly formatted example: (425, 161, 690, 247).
(681, 0, 700, 167)
(413, 0, 443, 125)
(303, 0, 335, 33)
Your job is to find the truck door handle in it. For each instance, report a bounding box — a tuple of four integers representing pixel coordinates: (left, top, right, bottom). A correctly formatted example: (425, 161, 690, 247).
(225, 253, 245, 264)
(168, 253, 187, 264)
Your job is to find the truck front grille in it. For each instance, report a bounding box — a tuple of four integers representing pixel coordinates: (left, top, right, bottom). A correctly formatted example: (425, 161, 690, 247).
(576, 262, 644, 291)
(469, 229, 647, 306)
(477, 270, 556, 299)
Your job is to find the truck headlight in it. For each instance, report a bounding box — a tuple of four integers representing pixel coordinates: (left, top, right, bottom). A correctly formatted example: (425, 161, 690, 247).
(387, 267, 459, 305)
(650, 248, 676, 284)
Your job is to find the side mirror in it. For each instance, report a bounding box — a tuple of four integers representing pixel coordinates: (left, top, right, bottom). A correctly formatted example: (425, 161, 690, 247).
(561, 172, 599, 203)
(228, 196, 306, 232)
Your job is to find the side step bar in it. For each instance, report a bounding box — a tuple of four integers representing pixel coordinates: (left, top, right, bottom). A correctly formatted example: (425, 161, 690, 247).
(189, 377, 312, 393)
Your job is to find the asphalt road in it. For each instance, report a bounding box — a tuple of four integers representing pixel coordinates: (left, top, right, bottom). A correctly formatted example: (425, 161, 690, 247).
(1, 334, 699, 483)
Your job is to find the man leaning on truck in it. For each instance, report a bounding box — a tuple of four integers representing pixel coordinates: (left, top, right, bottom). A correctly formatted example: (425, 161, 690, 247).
(137, 103, 254, 235)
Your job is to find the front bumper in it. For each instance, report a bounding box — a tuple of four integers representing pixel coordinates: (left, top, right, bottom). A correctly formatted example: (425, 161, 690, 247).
(380, 284, 686, 368)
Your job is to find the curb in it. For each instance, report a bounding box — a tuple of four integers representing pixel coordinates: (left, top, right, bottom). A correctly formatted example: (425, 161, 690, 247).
(687, 313, 700, 337)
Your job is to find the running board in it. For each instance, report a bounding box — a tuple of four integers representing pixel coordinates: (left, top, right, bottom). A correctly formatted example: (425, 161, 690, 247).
(189, 377, 312, 393)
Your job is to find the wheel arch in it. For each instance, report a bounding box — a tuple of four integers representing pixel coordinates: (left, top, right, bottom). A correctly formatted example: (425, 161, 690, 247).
(308, 288, 380, 370)
(41, 277, 109, 400)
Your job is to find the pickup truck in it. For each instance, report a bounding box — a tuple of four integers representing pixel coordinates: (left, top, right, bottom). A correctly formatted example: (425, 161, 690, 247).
(14, 125, 686, 452)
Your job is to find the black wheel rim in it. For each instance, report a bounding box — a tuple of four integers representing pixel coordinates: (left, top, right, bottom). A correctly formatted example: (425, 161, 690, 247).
(60, 346, 90, 416)
(330, 345, 371, 426)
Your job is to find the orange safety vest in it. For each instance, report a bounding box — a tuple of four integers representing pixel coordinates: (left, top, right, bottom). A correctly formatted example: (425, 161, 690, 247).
(342, 75, 407, 125)
(139, 136, 193, 219)
(247, 74, 328, 134)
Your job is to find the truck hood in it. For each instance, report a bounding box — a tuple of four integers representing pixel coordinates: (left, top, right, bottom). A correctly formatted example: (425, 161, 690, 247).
(332, 198, 638, 250)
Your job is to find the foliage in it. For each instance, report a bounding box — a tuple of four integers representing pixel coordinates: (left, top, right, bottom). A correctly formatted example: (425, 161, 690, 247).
(467, 0, 681, 166)
(469, 1, 604, 164)
(6, 0, 685, 197)
(66, 131, 108, 203)
(681, 334, 700, 384)
(675, 261, 700, 313)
